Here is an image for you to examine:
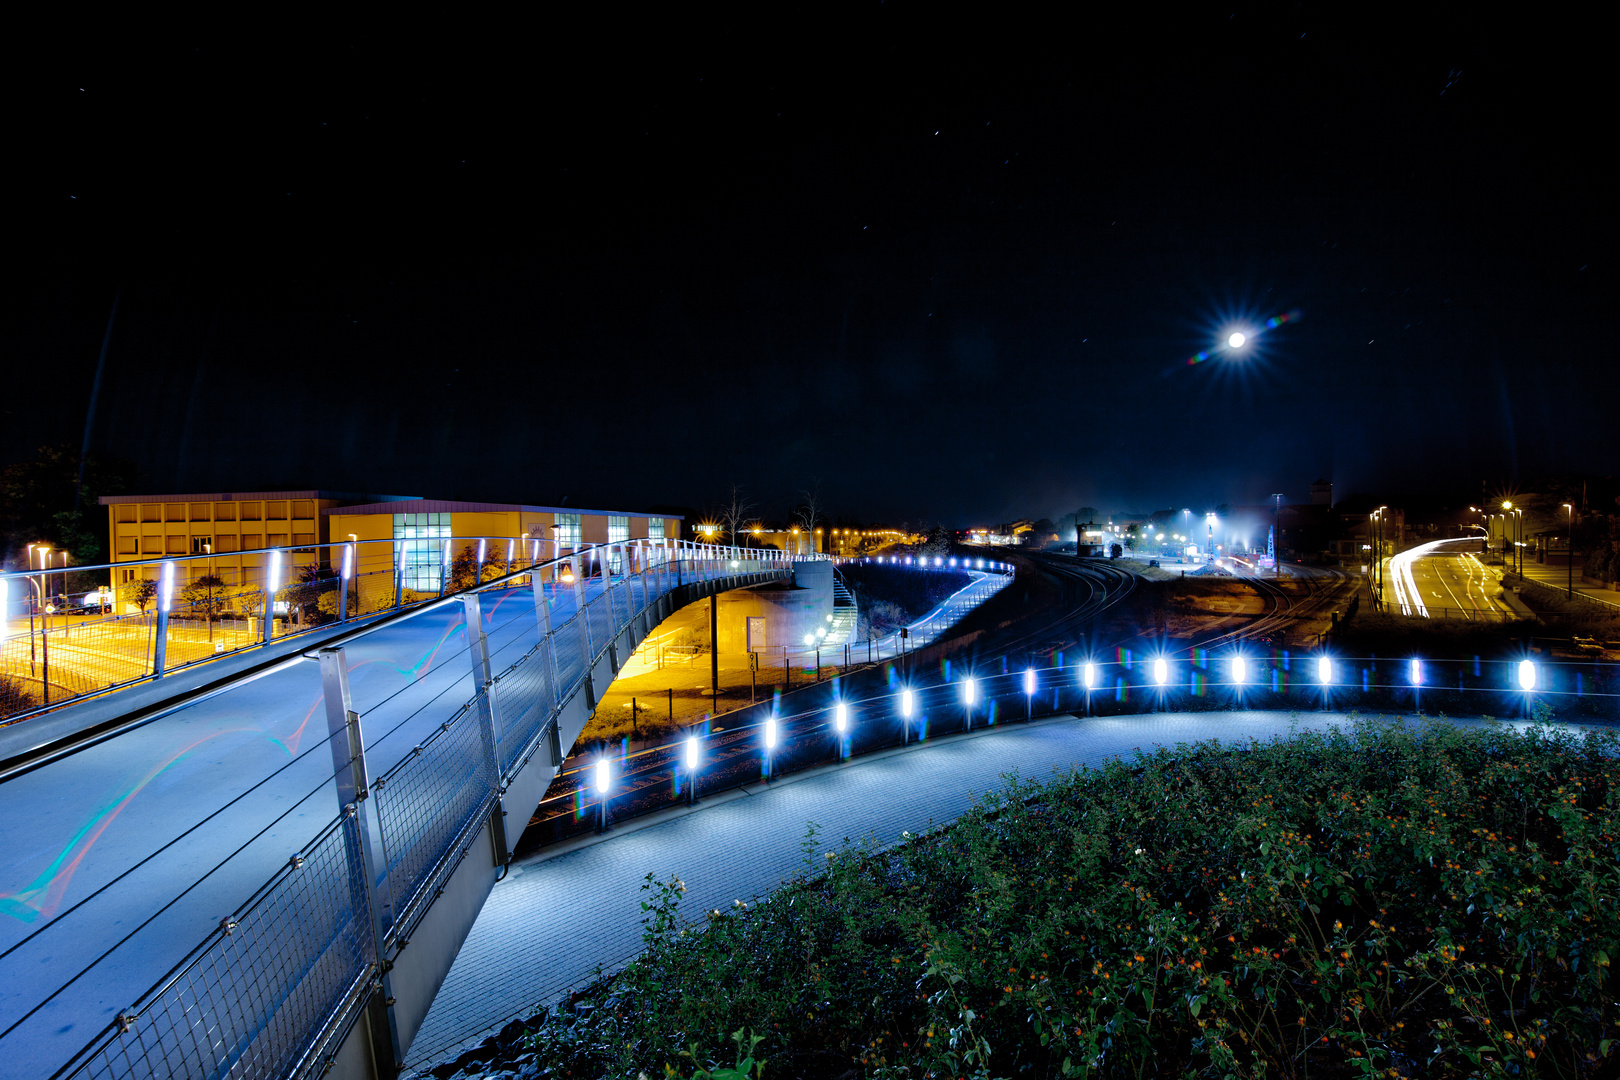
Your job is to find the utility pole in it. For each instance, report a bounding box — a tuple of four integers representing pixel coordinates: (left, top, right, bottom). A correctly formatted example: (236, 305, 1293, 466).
(1565, 504, 1575, 598)
(1270, 495, 1284, 578)
(709, 592, 720, 703)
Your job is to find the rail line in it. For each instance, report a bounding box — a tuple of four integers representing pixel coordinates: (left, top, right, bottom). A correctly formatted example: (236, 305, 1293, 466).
(1192, 565, 1354, 651)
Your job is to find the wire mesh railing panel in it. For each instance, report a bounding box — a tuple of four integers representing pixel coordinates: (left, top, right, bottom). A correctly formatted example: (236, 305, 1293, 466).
(582, 589, 613, 661)
(373, 700, 497, 932)
(61, 818, 372, 1080)
(497, 645, 555, 773)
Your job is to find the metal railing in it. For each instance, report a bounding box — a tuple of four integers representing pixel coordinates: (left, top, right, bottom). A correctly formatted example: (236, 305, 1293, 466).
(13, 539, 795, 1080)
(0, 537, 664, 724)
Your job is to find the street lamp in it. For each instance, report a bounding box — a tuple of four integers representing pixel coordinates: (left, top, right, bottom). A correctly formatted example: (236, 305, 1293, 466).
(1270, 494, 1285, 578)
(1563, 503, 1575, 598)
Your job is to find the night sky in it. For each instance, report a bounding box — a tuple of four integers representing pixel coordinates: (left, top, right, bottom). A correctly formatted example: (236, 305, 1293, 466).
(6, 9, 1613, 525)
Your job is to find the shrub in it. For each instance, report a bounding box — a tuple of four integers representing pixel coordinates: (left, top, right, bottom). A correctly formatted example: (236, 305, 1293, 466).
(502, 719, 1618, 1079)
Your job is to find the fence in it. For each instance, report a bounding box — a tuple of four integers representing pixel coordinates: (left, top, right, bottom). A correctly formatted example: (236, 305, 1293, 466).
(0, 537, 656, 724)
(11, 540, 796, 1080)
(526, 643, 1620, 851)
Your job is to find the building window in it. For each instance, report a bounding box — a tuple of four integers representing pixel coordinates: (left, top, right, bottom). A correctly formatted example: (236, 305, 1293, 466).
(554, 513, 582, 548)
(648, 517, 664, 541)
(607, 516, 629, 571)
(394, 512, 452, 592)
(192, 536, 214, 554)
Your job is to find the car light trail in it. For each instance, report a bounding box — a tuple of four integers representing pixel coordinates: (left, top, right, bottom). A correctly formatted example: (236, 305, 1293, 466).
(1387, 537, 1480, 618)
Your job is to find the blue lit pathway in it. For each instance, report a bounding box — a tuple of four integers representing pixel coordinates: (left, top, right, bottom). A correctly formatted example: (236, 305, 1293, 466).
(403, 708, 1511, 1072)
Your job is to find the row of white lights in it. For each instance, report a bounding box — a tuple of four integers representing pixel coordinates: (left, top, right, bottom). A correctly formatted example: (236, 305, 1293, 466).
(589, 656, 1549, 795)
(864, 555, 1004, 571)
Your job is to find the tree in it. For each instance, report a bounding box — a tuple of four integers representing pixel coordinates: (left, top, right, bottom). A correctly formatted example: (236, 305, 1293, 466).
(121, 577, 158, 614)
(793, 478, 825, 546)
(0, 444, 137, 568)
(450, 543, 482, 592)
(279, 562, 329, 625)
(180, 574, 229, 623)
(717, 484, 756, 547)
(921, 524, 952, 559)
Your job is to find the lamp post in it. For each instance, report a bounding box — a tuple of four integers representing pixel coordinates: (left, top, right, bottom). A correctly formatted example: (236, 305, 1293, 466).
(1270, 494, 1285, 578)
(1515, 509, 1524, 575)
(1563, 503, 1575, 598)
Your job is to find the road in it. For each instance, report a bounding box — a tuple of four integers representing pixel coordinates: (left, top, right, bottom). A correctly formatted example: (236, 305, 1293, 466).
(1386, 539, 1515, 619)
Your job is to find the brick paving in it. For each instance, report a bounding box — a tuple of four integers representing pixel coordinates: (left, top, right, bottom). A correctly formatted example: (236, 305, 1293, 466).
(404, 708, 1392, 1072)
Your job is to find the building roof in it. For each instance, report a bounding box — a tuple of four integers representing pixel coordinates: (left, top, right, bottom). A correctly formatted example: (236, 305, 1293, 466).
(99, 490, 419, 505)
(97, 493, 680, 520)
(327, 499, 684, 520)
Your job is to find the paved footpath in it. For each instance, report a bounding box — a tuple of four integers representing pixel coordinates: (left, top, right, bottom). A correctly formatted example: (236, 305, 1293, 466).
(405, 707, 1470, 1072)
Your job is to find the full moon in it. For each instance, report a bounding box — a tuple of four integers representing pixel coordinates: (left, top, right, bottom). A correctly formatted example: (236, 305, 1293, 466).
(1227, 332, 1247, 348)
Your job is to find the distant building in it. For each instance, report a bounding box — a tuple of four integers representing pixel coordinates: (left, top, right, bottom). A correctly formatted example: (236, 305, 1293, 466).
(100, 491, 682, 613)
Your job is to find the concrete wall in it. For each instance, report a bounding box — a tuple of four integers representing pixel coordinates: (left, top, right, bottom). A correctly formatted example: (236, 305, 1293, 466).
(716, 560, 833, 653)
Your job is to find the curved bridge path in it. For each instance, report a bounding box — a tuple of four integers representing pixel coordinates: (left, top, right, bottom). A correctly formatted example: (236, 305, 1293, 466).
(404, 707, 1505, 1073)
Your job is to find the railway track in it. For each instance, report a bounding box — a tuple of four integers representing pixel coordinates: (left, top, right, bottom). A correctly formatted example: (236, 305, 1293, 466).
(1192, 564, 1355, 650)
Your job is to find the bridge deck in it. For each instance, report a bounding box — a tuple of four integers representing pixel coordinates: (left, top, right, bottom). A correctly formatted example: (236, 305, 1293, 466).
(0, 576, 617, 1079)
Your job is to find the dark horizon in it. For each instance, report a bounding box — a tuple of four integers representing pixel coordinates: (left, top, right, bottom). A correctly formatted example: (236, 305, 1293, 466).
(5, 10, 1613, 528)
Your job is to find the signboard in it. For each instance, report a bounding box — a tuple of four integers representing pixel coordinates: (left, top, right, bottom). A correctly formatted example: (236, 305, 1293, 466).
(746, 616, 765, 651)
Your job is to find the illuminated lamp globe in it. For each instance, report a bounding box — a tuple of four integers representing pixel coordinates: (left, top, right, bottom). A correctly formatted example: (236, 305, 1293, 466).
(1227, 332, 1247, 349)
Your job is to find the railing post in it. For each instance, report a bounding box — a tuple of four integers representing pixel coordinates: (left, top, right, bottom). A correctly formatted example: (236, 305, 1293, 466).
(152, 561, 175, 677)
(601, 545, 618, 631)
(339, 542, 353, 623)
(318, 646, 404, 1075)
(572, 551, 592, 659)
(439, 538, 452, 598)
(459, 593, 510, 856)
(393, 542, 406, 609)
(263, 552, 282, 645)
(638, 541, 653, 615)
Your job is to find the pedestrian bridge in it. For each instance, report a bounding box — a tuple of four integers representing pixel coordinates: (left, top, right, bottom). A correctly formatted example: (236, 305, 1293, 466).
(0, 542, 820, 1080)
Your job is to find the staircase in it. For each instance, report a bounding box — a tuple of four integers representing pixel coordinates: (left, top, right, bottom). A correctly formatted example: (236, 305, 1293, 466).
(824, 569, 860, 647)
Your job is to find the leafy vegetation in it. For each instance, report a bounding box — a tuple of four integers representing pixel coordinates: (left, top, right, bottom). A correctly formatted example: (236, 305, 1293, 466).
(843, 564, 972, 638)
(489, 719, 1617, 1079)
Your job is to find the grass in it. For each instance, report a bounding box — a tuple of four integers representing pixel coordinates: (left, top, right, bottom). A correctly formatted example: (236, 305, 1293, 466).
(454, 717, 1618, 1080)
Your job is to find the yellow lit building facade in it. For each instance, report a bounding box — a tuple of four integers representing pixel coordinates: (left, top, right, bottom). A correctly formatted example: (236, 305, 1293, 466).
(100, 492, 682, 614)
